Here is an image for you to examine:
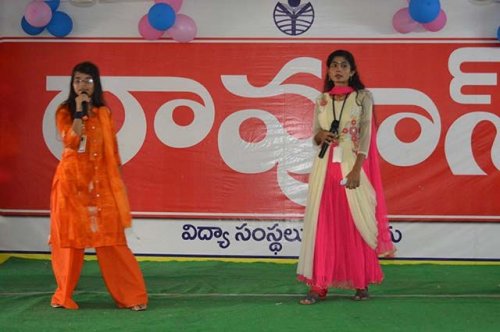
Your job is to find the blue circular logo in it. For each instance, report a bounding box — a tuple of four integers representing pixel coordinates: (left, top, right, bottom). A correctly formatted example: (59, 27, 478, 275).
(273, 1, 315, 36)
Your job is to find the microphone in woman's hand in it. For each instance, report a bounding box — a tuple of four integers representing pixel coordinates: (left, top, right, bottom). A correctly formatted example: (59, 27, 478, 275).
(318, 120, 339, 159)
(81, 92, 89, 117)
(318, 139, 330, 159)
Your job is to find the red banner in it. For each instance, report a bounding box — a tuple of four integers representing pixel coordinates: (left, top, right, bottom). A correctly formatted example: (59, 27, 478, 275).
(0, 41, 498, 221)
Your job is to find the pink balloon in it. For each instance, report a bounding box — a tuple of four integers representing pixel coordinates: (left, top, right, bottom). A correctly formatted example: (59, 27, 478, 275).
(155, 0, 183, 12)
(423, 10, 447, 32)
(138, 14, 164, 40)
(25, 1, 52, 28)
(167, 14, 197, 43)
(392, 7, 419, 34)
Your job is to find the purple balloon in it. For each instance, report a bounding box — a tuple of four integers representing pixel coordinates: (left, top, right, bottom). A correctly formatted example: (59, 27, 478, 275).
(155, 0, 183, 13)
(138, 14, 164, 40)
(167, 14, 197, 43)
(392, 7, 419, 34)
(423, 10, 447, 32)
(25, 1, 52, 28)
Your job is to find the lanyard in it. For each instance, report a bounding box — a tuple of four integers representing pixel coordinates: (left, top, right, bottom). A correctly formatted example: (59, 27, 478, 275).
(331, 94, 349, 134)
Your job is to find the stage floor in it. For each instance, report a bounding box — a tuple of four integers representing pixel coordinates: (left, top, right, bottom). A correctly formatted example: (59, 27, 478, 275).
(1, 257, 499, 331)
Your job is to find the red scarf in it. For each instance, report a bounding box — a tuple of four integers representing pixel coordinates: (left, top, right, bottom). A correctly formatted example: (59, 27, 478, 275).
(328, 86, 354, 96)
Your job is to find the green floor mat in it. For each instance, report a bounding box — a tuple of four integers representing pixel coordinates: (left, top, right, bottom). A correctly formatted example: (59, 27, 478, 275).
(1, 258, 499, 331)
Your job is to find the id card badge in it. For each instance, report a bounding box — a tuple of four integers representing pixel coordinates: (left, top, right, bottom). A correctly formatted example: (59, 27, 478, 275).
(78, 135, 87, 153)
(332, 146, 343, 163)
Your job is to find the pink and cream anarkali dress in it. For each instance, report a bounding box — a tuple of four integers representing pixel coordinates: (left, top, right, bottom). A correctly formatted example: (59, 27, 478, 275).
(297, 89, 395, 290)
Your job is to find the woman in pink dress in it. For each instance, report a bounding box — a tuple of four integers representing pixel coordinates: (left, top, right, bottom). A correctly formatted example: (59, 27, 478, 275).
(297, 50, 395, 304)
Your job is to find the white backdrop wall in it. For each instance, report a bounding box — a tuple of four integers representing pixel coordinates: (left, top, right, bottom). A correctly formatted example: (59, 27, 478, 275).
(1, 0, 499, 38)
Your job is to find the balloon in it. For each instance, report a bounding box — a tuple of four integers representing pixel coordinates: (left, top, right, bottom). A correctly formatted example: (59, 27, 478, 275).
(155, 0, 183, 13)
(25, 1, 52, 28)
(45, 0, 60, 11)
(392, 8, 419, 34)
(408, 0, 440, 23)
(167, 14, 197, 42)
(20, 16, 45, 36)
(423, 10, 447, 32)
(148, 3, 176, 31)
(47, 11, 73, 38)
(138, 14, 164, 40)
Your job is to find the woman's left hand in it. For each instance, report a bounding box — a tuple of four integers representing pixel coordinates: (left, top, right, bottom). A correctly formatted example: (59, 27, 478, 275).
(345, 169, 361, 189)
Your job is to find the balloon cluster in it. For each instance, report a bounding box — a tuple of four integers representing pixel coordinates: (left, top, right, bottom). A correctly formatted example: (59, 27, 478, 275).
(139, 0, 197, 42)
(392, 0, 446, 34)
(21, 0, 73, 38)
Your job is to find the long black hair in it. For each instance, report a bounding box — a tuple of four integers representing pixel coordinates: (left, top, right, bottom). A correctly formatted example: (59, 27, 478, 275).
(62, 61, 106, 118)
(323, 50, 365, 92)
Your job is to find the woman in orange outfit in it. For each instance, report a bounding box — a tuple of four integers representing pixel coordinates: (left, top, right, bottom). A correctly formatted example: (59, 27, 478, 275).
(49, 62, 148, 311)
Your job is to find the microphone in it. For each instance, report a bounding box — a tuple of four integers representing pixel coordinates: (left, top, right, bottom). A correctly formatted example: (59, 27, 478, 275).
(318, 120, 339, 159)
(81, 92, 89, 118)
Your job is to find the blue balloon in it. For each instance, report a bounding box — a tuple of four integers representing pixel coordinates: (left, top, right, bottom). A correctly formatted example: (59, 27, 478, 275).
(45, 0, 60, 11)
(409, 0, 440, 24)
(148, 3, 176, 31)
(21, 16, 45, 36)
(47, 11, 73, 38)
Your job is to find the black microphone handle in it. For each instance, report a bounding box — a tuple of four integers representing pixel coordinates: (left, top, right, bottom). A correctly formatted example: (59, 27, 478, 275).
(318, 142, 329, 159)
(81, 101, 88, 117)
(80, 91, 89, 117)
(318, 120, 339, 159)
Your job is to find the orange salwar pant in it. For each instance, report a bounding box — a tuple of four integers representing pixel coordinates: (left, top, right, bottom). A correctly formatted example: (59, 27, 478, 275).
(50, 244, 148, 309)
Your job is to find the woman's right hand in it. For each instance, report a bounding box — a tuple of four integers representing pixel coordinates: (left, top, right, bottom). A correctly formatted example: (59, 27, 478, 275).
(315, 130, 337, 146)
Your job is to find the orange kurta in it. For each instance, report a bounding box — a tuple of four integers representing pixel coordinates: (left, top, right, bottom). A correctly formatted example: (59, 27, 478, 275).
(50, 105, 131, 248)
